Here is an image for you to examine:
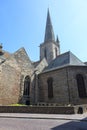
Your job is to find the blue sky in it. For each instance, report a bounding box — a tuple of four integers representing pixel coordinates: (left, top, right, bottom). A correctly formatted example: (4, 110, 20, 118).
(0, 0, 87, 62)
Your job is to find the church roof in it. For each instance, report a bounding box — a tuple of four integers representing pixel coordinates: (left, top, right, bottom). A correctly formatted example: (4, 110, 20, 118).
(13, 47, 34, 70)
(44, 51, 86, 72)
(44, 9, 55, 42)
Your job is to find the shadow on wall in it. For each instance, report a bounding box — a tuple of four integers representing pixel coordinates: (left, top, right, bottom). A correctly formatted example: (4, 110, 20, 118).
(51, 117, 87, 130)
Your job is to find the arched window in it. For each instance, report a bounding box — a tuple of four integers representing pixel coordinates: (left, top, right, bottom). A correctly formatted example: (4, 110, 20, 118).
(47, 77, 53, 98)
(23, 76, 30, 96)
(76, 74, 86, 98)
(55, 47, 57, 58)
(44, 47, 47, 59)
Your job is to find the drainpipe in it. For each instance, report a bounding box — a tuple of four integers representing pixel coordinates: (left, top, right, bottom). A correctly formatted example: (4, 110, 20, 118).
(33, 70, 39, 104)
(33, 72, 37, 104)
(66, 67, 70, 104)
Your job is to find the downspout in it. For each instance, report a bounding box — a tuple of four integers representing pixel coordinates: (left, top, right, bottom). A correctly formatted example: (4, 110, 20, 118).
(66, 67, 71, 104)
(33, 70, 40, 104)
(33, 73, 36, 104)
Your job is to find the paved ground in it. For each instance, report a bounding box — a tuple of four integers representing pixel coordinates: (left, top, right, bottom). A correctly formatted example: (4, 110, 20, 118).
(0, 113, 87, 130)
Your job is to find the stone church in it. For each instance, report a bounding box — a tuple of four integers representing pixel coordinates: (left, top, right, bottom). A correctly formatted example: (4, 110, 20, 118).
(0, 9, 87, 105)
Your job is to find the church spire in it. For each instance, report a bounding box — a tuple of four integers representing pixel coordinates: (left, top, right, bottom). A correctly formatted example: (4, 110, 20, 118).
(40, 9, 60, 63)
(44, 9, 55, 42)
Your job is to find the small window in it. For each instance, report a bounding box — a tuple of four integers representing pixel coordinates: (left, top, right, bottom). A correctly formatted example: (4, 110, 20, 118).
(47, 77, 53, 98)
(76, 74, 86, 98)
(23, 76, 30, 96)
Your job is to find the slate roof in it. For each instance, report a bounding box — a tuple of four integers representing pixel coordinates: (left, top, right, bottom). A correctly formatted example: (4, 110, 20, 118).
(44, 51, 86, 72)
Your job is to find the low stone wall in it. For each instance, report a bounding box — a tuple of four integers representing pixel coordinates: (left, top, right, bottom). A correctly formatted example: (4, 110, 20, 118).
(0, 106, 76, 114)
(0, 105, 86, 114)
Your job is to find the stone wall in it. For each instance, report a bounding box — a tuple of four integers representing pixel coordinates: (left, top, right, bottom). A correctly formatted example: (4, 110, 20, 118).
(40, 42, 59, 64)
(38, 66, 87, 105)
(0, 48, 35, 105)
(38, 67, 70, 104)
(13, 48, 35, 104)
(0, 106, 76, 114)
(0, 105, 86, 114)
(67, 66, 87, 105)
(0, 61, 21, 105)
(34, 58, 48, 103)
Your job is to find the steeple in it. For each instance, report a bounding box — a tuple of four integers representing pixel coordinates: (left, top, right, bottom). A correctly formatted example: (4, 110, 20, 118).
(40, 9, 60, 64)
(44, 9, 55, 42)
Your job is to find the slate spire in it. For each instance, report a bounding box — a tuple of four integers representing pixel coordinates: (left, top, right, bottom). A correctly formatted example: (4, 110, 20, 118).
(44, 9, 55, 42)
